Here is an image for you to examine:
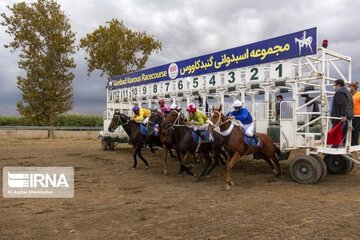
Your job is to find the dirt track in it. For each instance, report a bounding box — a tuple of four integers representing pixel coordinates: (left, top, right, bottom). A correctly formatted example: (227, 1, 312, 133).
(1, 136, 360, 240)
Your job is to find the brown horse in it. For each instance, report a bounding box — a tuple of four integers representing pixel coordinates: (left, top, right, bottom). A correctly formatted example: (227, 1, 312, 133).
(163, 109, 226, 179)
(108, 111, 163, 169)
(147, 109, 179, 175)
(208, 105, 281, 190)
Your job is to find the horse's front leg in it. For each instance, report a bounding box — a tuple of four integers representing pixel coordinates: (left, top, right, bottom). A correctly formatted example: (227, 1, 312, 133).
(181, 151, 196, 177)
(163, 144, 168, 175)
(225, 151, 240, 190)
(197, 151, 212, 181)
(133, 143, 140, 169)
(137, 144, 149, 169)
(169, 148, 175, 158)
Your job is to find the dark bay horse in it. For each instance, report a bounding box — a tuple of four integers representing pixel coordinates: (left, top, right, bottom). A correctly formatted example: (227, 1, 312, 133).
(208, 106, 281, 190)
(163, 109, 226, 179)
(108, 111, 163, 169)
(147, 109, 179, 175)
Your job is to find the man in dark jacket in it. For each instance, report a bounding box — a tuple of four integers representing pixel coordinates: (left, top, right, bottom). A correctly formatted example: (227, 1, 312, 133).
(331, 79, 354, 142)
(301, 94, 320, 121)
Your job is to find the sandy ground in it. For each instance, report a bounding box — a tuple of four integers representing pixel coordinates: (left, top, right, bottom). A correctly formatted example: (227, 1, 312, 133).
(1, 134, 360, 240)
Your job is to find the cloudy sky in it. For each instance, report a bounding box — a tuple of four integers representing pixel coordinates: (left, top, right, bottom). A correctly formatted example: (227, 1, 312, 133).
(1, 0, 359, 115)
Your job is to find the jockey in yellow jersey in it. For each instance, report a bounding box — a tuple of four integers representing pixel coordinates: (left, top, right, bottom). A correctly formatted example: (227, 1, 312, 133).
(186, 103, 208, 130)
(132, 106, 151, 124)
(186, 103, 208, 152)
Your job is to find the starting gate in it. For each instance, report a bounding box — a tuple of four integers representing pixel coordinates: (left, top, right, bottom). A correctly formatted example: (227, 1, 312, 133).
(101, 27, 359, 183)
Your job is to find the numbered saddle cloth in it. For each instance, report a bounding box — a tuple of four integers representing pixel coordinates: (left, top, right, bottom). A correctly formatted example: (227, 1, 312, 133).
(243, 129, 261, 147)
(140, 124, 159, 136)
(191, 130, 213, 143)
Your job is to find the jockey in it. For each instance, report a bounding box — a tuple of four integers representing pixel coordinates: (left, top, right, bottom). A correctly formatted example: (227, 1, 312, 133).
(186, 103, 208, 152)
(132, 105, 151, 124)
(186, 103, 208, 131)
(169, 103, 177, 110)
(227, 100, 255, 137)
(158, 99, 170, 115)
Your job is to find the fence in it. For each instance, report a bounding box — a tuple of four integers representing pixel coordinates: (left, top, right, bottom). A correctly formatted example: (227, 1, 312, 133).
(0, 126, 102, 139)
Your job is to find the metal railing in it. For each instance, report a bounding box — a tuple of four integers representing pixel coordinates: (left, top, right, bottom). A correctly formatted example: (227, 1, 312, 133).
(0, 126, 102, 139)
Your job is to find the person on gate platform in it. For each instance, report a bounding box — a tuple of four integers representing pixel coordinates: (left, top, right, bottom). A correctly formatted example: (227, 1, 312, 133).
(226, 100, 255, 138)
(349, 81, 360, 145)
(301, 94, 320, 122)
(132, 105, 151, 124)
(331, 79, 354, 144)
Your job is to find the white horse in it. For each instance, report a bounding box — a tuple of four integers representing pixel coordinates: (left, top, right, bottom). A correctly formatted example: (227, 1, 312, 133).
(295, 31, 313, 55)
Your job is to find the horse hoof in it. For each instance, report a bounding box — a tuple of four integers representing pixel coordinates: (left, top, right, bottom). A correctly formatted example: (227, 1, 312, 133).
(144, 165, 150, 169)
(272, 169, 280, 176)
(196, 177, 204, 182)
(225, 184, 231, 191)
(192, 173, 197, 177)
(230, 181, 235, 186)
(163, 170, 168, 176)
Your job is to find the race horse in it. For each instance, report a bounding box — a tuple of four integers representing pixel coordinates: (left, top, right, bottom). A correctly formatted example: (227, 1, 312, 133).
(108, 110, 172, 169)
(146, 109, 180, 175)
(207, 105, 281, 190)
(162, 109, 226, 179)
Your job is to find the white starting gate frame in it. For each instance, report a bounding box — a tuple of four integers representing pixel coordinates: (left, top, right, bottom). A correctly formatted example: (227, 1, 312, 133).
(102, 27, 359, 183)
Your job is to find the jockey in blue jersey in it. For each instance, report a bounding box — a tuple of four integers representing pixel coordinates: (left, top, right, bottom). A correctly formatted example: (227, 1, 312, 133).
(226, 100, 255, 137)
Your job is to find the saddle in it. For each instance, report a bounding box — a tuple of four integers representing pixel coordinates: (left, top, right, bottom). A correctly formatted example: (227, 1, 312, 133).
(140, 124, 159, 136)
(191, 129, 213, 143)
(242, 130, 261, 147)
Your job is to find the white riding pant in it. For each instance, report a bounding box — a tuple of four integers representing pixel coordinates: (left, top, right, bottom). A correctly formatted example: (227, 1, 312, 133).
(142, 117, 149, 124)
(243, 122, 254, 137)
(188, 124, 207, 131)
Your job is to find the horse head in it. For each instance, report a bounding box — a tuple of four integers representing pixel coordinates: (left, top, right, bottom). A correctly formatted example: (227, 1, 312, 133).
(147, 109, 163, 133)
(163, 108, 183, 128)
(108, 110, 130, 132)
(207, 105, 227, 130)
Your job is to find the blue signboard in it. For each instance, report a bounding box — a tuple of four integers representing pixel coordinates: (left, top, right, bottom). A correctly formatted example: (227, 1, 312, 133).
(111, 27, 317, 89)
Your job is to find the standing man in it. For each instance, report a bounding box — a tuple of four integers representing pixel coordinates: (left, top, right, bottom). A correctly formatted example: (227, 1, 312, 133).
(349, 82, 360, 145)
(331, 79, 354, 143)
(301, 94, 320, 122)
(275, 95, 283, 118)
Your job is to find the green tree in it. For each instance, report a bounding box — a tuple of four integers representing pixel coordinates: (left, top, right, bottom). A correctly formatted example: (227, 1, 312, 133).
(1, 0, 76, 125)
(80, 19, 162, 77)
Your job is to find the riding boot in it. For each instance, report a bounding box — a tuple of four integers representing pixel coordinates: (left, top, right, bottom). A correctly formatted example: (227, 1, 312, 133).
(195, 130, 205, 140)
(253, 133, 261, 147)
(195, 138, 202, 153)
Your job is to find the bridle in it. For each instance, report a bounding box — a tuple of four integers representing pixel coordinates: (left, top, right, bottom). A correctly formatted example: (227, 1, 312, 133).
(114, 113, 129, 127)
(208, 110, 235, 136)
(209, 110, 227, 128)
(147, 111, 161, 128)
(164, 110, 186, 128)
